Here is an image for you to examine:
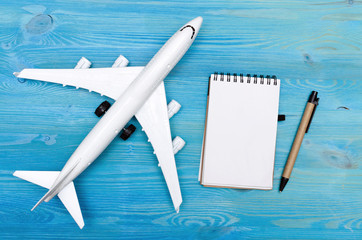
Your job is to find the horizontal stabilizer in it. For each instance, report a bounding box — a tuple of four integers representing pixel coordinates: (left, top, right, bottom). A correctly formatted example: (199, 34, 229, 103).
(14, 171, 85, 229)
(58, 182, 84, 229)
(13, 171, 60, 189)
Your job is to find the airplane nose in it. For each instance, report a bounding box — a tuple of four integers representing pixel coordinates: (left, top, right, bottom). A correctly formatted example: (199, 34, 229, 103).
(188, 16, 203, 31)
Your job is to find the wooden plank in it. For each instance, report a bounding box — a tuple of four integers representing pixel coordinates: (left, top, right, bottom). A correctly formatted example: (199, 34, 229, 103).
(0, 0, 361, 239)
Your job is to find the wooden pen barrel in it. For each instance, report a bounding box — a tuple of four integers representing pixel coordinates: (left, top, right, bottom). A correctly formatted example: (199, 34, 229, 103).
(282, 102, 315, 178)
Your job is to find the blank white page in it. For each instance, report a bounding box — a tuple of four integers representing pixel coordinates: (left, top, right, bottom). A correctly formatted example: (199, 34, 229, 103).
(200, 74, 280, 189)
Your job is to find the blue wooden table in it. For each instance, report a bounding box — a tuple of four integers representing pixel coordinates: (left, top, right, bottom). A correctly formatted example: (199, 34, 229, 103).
(0, 1, 361, 239)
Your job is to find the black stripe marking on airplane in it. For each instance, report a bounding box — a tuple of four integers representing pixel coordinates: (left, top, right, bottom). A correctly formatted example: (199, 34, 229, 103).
(180, 25, 195, 39)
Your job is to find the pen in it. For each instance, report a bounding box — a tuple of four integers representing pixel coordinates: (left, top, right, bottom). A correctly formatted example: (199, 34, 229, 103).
(279, 91, 319, 192)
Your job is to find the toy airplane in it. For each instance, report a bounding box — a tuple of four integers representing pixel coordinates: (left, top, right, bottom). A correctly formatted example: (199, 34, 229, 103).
(13, 16, 203, 229)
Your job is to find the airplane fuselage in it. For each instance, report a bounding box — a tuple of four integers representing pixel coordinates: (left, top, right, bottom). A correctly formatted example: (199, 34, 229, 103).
(42, 18, 202, 202)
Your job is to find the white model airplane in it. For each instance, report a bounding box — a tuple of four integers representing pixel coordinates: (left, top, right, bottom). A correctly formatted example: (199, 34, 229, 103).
(13, 16, 203, 229)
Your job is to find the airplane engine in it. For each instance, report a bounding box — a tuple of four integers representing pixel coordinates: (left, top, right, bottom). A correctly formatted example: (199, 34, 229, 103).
(167, 100, 181, 119)
(172, 136, 185, 154)
(75, 57, 92, 69)
(112, 55, 129, 68)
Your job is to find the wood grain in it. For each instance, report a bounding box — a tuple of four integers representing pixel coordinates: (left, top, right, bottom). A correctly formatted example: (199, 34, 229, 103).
(0, 0, 361, 239)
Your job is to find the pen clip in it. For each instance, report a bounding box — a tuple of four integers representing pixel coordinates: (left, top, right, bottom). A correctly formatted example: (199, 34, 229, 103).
(305, 97, 319, 133)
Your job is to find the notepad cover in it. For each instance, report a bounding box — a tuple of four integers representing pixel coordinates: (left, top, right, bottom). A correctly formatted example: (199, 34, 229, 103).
(199, 74, 280, 189)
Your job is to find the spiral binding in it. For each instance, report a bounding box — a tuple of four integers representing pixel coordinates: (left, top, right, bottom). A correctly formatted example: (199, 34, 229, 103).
(212, 72, 278, 85)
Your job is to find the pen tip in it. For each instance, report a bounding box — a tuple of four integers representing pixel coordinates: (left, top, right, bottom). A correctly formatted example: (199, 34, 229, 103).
(279, 177, 289, 192)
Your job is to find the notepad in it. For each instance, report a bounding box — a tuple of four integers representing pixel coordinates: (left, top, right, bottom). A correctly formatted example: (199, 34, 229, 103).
(199, 73, 280, 190)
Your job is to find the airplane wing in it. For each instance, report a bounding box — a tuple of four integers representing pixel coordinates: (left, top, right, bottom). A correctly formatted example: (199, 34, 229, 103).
(15, 66, 182, 212)
(15, 67, 144, 99)
(135, 82, 182, 212)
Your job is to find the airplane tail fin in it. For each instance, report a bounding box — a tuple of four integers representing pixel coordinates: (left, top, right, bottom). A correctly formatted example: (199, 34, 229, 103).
(13, 171, 85, 229)
(31, 192, 49, 211)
